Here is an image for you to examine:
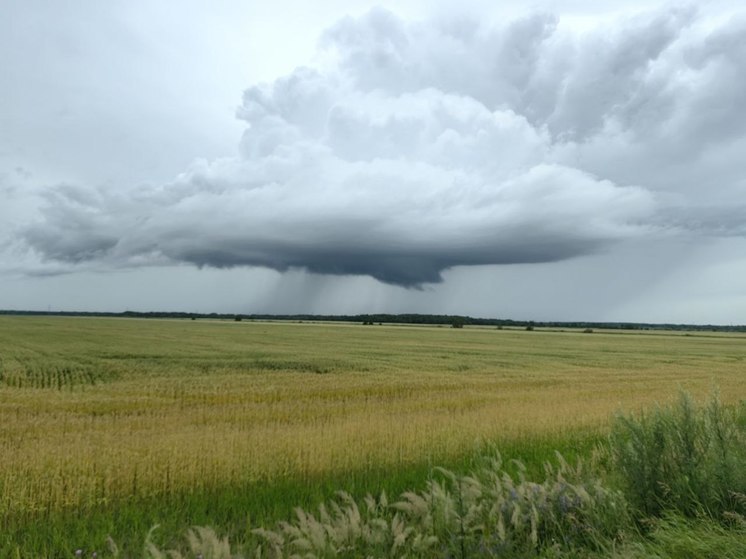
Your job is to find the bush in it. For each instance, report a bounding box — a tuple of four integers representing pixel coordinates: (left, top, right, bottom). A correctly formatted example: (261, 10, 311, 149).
(609, 392, 746, 521)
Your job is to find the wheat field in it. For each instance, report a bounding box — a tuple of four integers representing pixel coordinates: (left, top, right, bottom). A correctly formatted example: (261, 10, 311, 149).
(1, 315, 745, 521)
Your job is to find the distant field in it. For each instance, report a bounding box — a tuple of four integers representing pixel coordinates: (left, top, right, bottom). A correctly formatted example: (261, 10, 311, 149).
(1, 316, 745, 554)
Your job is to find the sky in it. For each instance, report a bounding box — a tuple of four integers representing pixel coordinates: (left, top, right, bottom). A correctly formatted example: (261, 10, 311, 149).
(1, 0, 745, 323)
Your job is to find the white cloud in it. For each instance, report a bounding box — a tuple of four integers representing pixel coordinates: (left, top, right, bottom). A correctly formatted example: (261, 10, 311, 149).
(8, 4, 746, 292)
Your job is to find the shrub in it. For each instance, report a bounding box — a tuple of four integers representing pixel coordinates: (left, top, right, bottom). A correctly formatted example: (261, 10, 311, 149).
(609, 392, 746, 522)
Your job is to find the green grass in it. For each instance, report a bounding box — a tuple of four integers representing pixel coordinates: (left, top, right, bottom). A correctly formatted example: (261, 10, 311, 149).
(633, 515, 746, 559)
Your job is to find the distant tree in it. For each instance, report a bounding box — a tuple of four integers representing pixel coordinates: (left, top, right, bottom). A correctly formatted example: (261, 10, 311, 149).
(451, 317, 465, 329)
(234, 315, 242, 322)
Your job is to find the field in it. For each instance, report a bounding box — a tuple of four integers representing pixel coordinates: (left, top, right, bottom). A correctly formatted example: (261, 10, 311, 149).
(1, 316, 745, 556)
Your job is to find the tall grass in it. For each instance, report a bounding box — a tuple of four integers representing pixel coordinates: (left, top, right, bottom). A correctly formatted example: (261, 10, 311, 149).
(251, 454, 627, 558)
(610, 392, 746, 521)
(137, 453, 628, 559)
(635, 514, 746, 559)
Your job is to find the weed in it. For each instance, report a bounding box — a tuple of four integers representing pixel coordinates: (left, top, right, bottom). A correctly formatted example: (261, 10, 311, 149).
(610, 392, 746, 521)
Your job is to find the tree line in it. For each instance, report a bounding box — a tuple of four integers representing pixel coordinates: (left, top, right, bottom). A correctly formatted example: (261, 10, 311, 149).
(1, 309, 744, 332)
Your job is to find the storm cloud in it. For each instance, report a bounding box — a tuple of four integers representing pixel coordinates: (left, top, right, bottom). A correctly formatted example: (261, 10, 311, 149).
(18, 6, 746, 286)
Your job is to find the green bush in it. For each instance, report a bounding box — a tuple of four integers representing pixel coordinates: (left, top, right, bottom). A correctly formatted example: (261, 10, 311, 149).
(609, 392, 746, 521)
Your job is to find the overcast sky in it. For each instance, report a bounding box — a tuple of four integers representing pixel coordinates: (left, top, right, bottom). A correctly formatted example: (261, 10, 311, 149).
(1, 0, 745, 323)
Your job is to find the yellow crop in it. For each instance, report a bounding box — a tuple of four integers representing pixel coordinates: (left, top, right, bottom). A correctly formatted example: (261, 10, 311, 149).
(1, 316, 744, 514)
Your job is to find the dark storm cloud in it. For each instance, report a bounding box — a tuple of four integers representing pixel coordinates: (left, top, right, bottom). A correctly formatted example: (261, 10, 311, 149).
(17, 6, 746, 286)
(21, 159, 651, 285)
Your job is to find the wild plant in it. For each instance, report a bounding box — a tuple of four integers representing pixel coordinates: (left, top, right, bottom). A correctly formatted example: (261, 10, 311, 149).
(143, 526, 240, 559)
(609, 391, 746, 521)
(248, 453, 628, 558)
